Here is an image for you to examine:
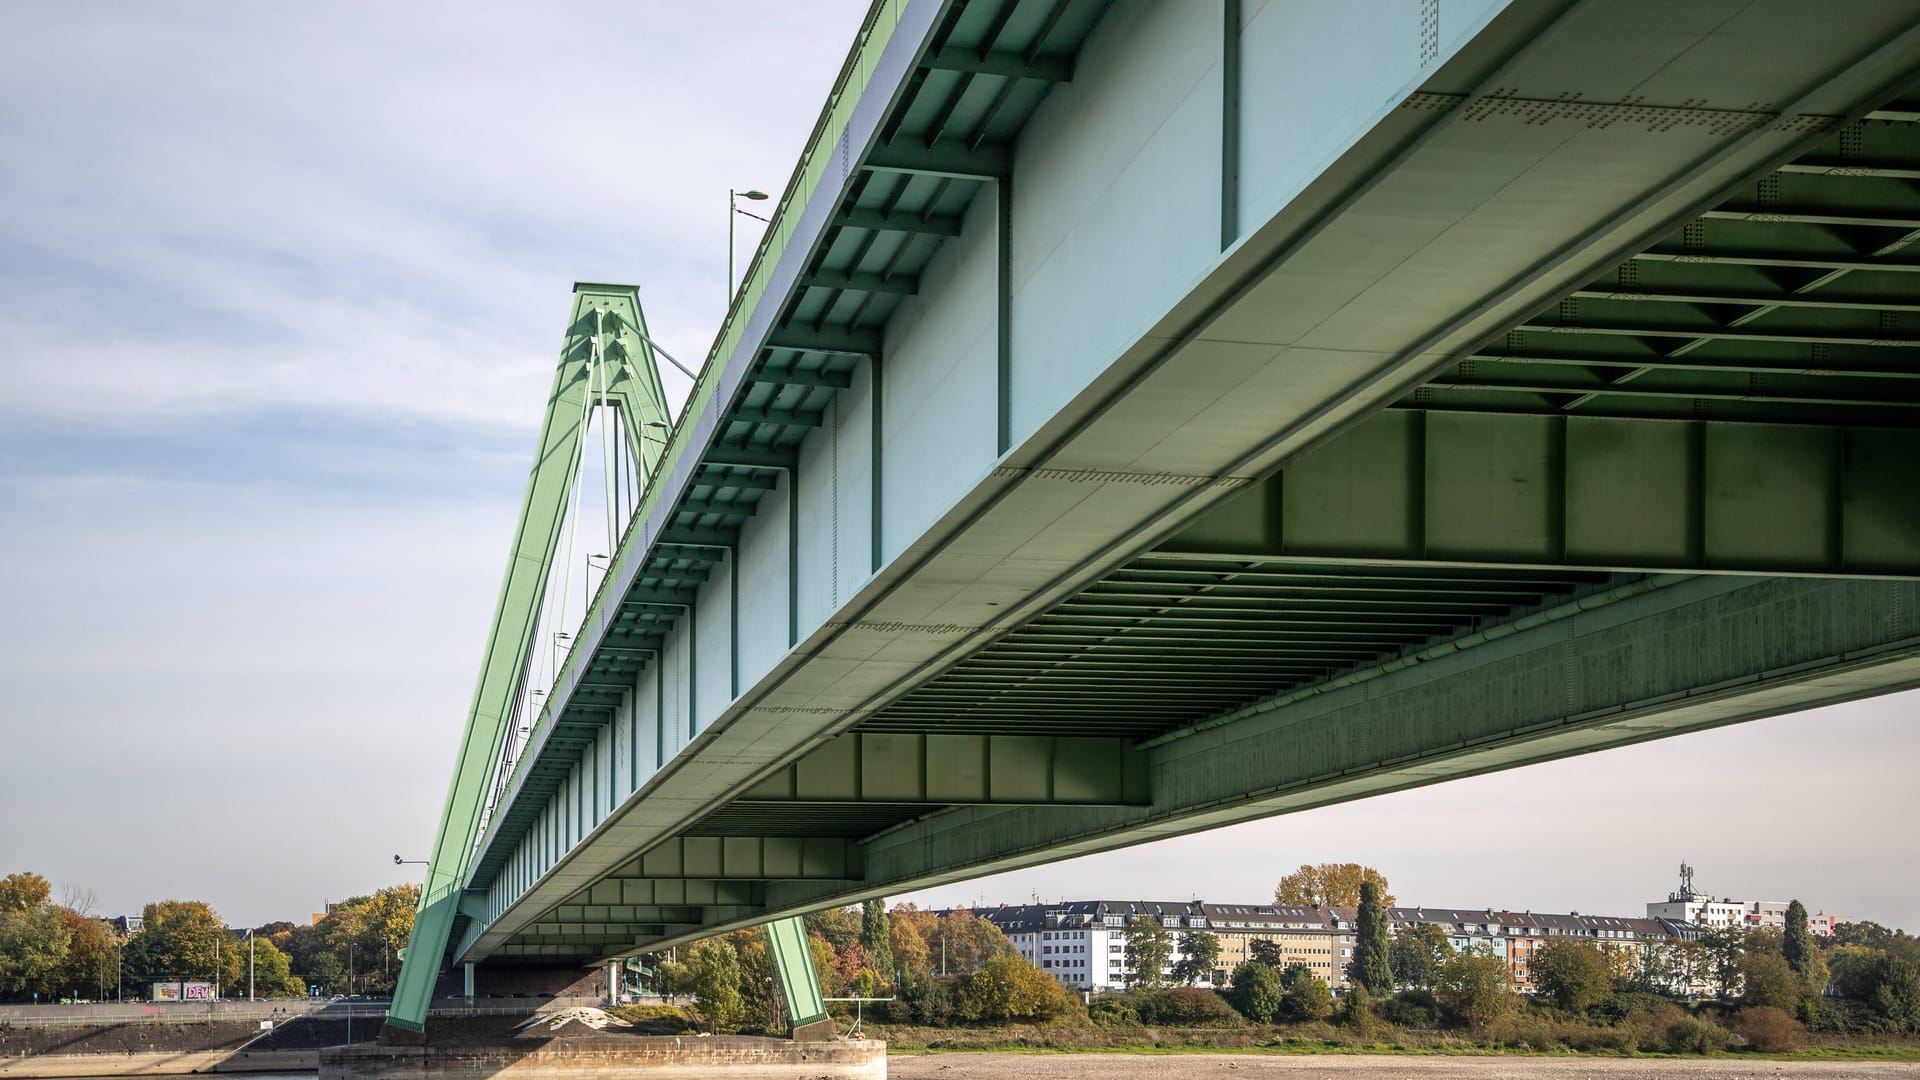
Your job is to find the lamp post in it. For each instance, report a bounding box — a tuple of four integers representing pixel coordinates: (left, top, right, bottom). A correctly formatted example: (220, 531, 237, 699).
(728, 188, 770, 308)
(245, 928, 255, 1003)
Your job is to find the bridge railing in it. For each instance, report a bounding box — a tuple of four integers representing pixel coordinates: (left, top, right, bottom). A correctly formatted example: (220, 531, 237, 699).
(501, 0, 917, 828)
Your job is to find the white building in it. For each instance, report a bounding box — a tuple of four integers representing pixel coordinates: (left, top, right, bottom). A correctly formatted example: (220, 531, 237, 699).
(975, 901, 1216, 992)
(1645, 864, 1841, 936)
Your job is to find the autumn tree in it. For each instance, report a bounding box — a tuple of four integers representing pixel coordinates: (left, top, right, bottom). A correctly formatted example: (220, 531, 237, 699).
(1531, 940, 1612, 1012)
(956, 952, 1076, 1023)
(1346, 880, 1394, 994)
(1388, 922, 1453, 989)
(890, 913, 931, 984)
(921, 909, 1012, 975)
(56, 911, 119, 1000)
(1124, 916, 1173, 988)
(123, 900, 227, 985)
(1275, 864, 1394, 907)
(1172, 930, 1221, 986)
(804, 907, 862, 959)
(0, 873, 52, 915)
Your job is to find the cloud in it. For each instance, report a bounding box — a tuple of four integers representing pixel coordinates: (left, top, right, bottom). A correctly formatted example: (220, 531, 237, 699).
(0, 0, 870, 430)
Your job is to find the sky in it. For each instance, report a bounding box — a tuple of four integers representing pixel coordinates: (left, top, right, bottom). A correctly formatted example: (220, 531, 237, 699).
(1, 3, 1915, 935)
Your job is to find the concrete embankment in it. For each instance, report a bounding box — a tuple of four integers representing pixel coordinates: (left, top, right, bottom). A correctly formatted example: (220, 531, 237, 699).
(0, 1048, 315, 1077)
(0, 1016, 389, 1078)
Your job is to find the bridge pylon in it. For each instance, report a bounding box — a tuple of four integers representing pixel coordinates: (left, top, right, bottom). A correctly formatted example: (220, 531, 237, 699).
(387, 284, 673, 1033)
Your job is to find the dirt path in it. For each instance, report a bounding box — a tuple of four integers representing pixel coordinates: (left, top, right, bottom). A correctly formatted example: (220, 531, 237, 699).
(889, 1053, 1920, 1080)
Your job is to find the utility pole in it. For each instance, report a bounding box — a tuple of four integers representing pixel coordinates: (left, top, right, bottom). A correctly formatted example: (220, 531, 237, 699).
(248, 929, 255, 1003)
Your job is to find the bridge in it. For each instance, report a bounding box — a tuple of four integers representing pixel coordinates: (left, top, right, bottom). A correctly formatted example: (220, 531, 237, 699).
(389, 0, 1920, 1034)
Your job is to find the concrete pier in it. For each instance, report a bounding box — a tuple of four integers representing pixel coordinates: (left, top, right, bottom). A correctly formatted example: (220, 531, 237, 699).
(321, 1035, 886, 1080)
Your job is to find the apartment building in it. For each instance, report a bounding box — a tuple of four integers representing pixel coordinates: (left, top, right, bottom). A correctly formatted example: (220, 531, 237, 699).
(975, 900, 1218, 992)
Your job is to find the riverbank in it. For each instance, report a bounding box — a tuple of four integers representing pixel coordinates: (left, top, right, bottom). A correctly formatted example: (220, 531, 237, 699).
(889, 1052, 1920, 1078)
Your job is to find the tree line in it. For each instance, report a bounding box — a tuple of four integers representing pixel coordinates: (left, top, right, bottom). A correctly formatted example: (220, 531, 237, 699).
(0, 871, 418, 1001)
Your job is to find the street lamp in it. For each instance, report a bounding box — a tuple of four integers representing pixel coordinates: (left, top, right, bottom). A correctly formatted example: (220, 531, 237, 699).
(393, 855, 427, 867)
(728, 188, 770, 308)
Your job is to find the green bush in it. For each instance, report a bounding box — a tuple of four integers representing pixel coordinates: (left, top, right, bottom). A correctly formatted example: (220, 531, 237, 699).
(1801, 995, 1886, 1035)
(1666, 1014, 1733, 1054)
(1380, 988, 1441, 1029)
(1734, 1006, 1806, 1053)
(1088, 994, 1143, 1027)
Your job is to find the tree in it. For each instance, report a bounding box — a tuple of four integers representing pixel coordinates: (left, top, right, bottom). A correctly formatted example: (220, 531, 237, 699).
(1531, 940, 1612, 1013)
(728, 933, 781, 1033)
(1870, 956, 1920, 1026)
(0, 873, 52, 915)
(1783, 900, 1814, 978)
(861, 900, 894, 984)
(56, 912, 119, 1000)
(1388, 922, 1453, 990)
(1739, 950, 1802, 1011)
(1699, 925, 1747, 1001)
(890, 914, 931, 989)
(803, 907, 862, 959)
(955, 952, 1075, 1023)
(1172, 931, 1221, 986)
(0, 902, 71, 999)
(1124, 916, 1173, 988)
(1275, 864, 1394, 908)
(920, 909, 1012, 975)
(123, 901, 226, 985)
(689, 940, 743, 1033)
(1228, 961, 1283, 1023)
(1248, 939, 1284, 969)
(1346, 880, 1393, 994)
(1278, 963, 1332, 1021)
(219, 936, 303, 999)
(1434, 950, 1514, 1033)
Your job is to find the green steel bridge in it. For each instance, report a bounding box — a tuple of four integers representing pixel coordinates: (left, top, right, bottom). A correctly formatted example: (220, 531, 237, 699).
(389, 0, 1920, 1035)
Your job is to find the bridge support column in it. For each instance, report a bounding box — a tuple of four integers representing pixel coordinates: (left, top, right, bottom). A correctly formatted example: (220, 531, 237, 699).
(764, 916, 832, 1040)
(462, 962, 473, 1004)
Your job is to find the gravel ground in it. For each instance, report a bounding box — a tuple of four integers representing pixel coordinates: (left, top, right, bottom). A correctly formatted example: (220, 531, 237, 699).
(889, 1053, 1920, 1080)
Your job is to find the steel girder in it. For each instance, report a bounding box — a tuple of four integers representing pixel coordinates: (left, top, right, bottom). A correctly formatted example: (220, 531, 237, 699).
(1158, 410, 1920, 576)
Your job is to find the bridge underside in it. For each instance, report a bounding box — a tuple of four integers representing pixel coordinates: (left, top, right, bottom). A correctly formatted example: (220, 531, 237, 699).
(434, 0, 1920, 973)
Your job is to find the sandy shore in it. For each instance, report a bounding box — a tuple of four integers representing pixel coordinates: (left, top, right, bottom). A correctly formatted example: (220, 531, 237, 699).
(889, 1053, 1920, 1079)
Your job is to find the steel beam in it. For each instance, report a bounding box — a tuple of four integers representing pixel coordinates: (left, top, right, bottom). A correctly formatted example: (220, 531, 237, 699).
(838, 206, 963, 236)
(921, 46, 1073, 82)
(627, 835, 864, 881)
(742, 733, 1149, 806)
(765, 325, 883, 356)
(1158, 411, 1920, 576)
(863, 139, 1011, 179)
(801, 268, 920, 295)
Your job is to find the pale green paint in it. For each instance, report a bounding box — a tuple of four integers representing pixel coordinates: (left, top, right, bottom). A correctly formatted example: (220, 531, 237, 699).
(764, 915, 828, 1029)
(388, 284, 670, 1033)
